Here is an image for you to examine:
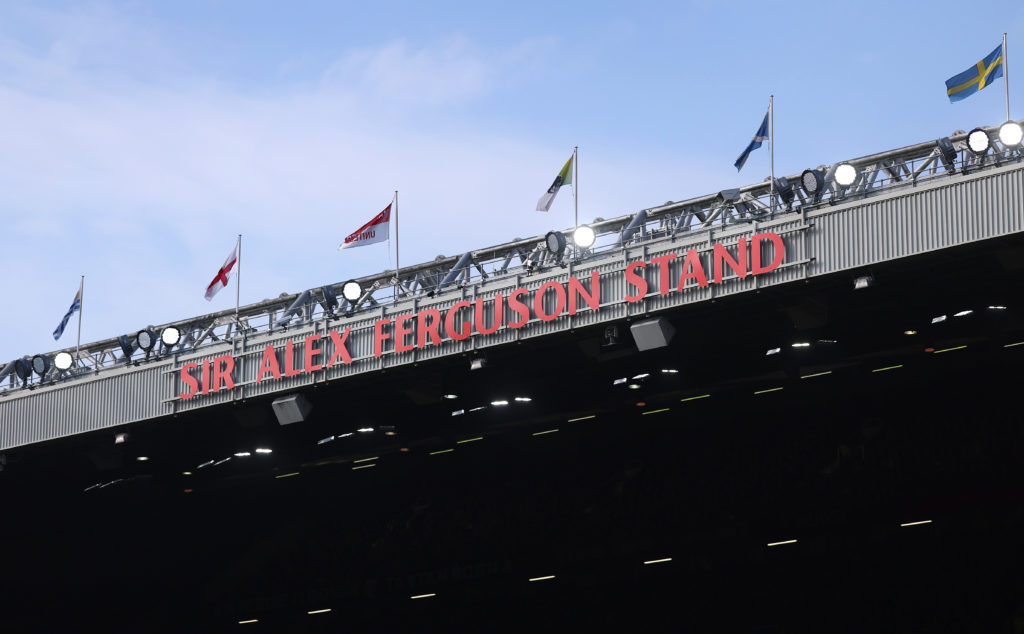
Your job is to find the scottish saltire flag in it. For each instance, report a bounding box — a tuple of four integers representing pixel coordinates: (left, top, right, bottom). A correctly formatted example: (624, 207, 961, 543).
(734, 109, 769, 172)
(945, 44, 1004, 103)
(52, 280, 83, 341)
(536, 155, 574, 211)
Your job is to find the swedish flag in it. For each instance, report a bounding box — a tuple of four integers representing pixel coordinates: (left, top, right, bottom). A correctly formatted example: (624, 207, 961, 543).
(945, 44, 1004, 103)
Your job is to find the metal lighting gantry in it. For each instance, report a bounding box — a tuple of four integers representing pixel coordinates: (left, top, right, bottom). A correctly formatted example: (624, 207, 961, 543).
(2, 121, 1021, 390)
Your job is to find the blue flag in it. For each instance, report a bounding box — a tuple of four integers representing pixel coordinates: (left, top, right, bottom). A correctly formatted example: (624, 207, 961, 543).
(53, 280, 83, 341)
(734, 109, 769, 172)
(945, 44, 1004, 103)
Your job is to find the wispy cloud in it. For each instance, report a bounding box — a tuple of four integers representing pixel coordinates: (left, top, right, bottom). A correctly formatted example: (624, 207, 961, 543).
(0, 8, 721, 362)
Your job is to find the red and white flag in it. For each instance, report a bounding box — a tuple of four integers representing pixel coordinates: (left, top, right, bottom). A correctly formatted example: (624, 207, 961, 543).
(204, 242, 239, 301)
(339, 203, 391, 250)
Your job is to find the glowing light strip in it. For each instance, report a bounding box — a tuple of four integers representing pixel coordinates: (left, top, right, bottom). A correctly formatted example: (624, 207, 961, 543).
(766, 539, 797, 547)
(529, 575, 556, 582)
(457, 436, 483, 444)
(238, 619, 258, 624)
(872, 364, 903, 373)
(353, 456, 378, 463)
(900, 519, 932, 527)
(643, 558, 672, 564)
(1004, 341, 1024, 348)
(800, 370, 832, 379)
(680, 394, 710, 402)
(307, 608, 331, 615)
(275, 472, 299, 479)
(568, 415, 596, 422)
(532, 429, 559, 436)
(430, 449, 454, 455)
(411, 593, 436, 599)
(641, 408, 669, 415)
(754, 387, 784, 395)
(933, 345, 967, 354)
(352, 464, 375, 470)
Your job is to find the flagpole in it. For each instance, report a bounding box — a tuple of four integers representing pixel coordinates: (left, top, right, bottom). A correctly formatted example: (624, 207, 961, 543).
(1004, 32, 1011, 122)
(76, 275, 84, 361)
(573, 145, 579, 257)
(769, 95, 775, 215)
(235, 234, 241, 318)
(394, 190, 399, 303)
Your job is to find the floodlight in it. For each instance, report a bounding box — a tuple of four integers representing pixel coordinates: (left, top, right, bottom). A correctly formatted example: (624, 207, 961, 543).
(936, 137, 957, 172)
(834, 163, 858, 187)
(319, 285, 338, 312)
(160, 326, 181, 347)
(136, 329, 156, 352)
(715, 188, 741, 204)
(54, 352, 74, 371)
(998, 121, 1023, 147)
(342, 280, 362, 303)
(117, 335, 135, 362)
(773, 176, 794, 208)
(853, 275, 874, 290)
(545, 231, 567, 256)
(31, 354, 51, 377)
(14, 359, 31, 383)
(573, 225, 596, 249)
(469, 356, 487, 371)
(966, 128, 990, 155)
(800, 169, 825, 196)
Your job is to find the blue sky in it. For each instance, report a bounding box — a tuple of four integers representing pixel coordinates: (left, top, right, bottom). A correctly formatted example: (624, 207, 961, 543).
(1, 1, 1022, 362)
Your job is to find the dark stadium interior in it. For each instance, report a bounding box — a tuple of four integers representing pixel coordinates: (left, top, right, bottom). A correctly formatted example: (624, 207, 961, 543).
(4, 236, 1024, 631)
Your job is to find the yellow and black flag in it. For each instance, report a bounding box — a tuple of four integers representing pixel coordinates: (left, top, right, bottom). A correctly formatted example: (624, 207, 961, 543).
(536, 155, 574, 212)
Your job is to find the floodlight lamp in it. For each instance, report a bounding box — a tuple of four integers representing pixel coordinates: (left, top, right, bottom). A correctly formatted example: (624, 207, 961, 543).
(469, 356, 487, 371)
(341, 280, 362, 303)
(573, 225, 596, 249)
(936, 137, 957, 172)
(716, 188, 741, 204)
(545, 231, 567, 256)
(853, 275, 874, 290)
(31, 354, 51, 377)
(160, 326, 181, 347)
(966, 128, 991, 155)
(801, 169, 825, 195)
(136, 329, 156, 352)
(834, 163, 858, 187)
(54, 352, 74, 371)
(998, 121, 1023, 147)
(774, 176, 794, 207)
(14, 359, 31, 382)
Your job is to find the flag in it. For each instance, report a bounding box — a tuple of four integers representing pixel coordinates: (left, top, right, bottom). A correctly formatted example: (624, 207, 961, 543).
(945, 44, 1004, 103)
(339, 203, 392, 250)
(204, 242, 239, 301)
(734, 109, 770, 172)
(536, 155, 574, 212)
(52, 280, 83, 341)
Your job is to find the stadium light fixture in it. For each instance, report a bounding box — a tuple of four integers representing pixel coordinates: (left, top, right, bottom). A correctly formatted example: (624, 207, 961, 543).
(117, 335, 135, 362)
(14, 359, 31, 384)
(834, 163, 858, 187)
(319, 285, 339, 313)
(800, 169, 825, 200)
(572, 225, 596, 249)
(774, 176, 794, 208)
(160, 326, 181, 348)
(545, 230, 567, 257)
(469, 356, 487, 371)
(341, 280, 363, 303)
(966, 127, 991, 155)
(936, 137, 958, 173)
(853, 274, 874, 290)
(999, 121, 1023, 147)
(715, 188, 741, 204)
(136, 329, 156, 352)
(54, 352, 74, 371)
(31, 354, 51, 377)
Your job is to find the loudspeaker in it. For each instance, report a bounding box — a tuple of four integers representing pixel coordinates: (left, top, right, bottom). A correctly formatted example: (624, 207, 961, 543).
(630, 317, 676, 351)
(272, 394, 313, 425)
